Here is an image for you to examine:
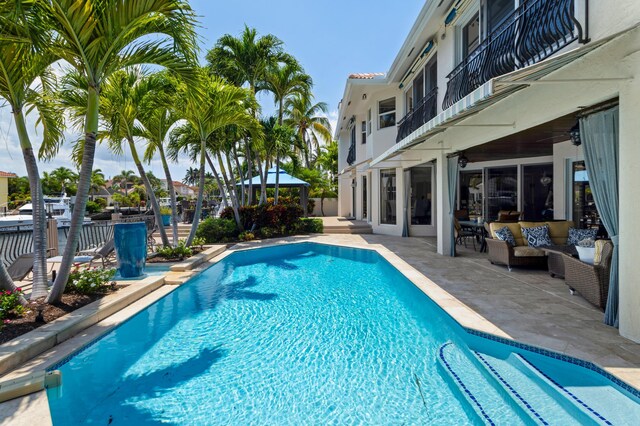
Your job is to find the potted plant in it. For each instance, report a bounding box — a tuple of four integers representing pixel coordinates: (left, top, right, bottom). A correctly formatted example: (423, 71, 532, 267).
(576, 238, 596, 264)
(159, 206, 172, 227)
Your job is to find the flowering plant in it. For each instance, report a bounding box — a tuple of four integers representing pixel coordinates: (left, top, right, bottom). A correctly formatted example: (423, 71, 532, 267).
(66, 265, 117, 294)
(0, 288, 25, 320)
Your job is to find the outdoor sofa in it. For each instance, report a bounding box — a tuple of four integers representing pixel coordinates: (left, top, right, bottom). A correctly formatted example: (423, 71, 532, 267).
(486, 221, 574, 271)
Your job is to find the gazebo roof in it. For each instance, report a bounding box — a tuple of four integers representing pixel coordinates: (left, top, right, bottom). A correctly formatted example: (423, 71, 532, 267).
(240, 168, 310, 188)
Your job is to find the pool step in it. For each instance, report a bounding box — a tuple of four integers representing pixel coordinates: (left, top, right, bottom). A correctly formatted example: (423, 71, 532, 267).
(437, 342, 529, 425)
(472, 351, 602, 426)
(506, 354, 610, 425)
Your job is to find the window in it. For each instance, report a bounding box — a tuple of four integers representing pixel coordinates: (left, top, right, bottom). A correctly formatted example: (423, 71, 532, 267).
(410, 167, 432, 225)
(380, 169, 396, 224)
(413, 70, 424, 104)
(405, 88, 413, 115)
(485, 0, 514, 34)
(425, 58, 437, 92)
(572, 161, 602, 230)
(522, 164, 553, 221)
(485, 166, 517, 221)
(367, 109, 372, 135)
(462, 13, 480, 58)
(378, 97, 396, 129)
(361, 121, 367, 144)
(362, 175, 367, 220)
(459, 171, 483, 219)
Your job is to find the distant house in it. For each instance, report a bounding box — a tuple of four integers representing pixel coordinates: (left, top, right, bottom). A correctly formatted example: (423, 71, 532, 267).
(0, 171, 17, 212)
(160, 180, 197, 198)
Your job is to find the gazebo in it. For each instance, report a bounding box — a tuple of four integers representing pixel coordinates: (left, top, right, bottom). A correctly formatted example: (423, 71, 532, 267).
(240, 168, 310, 215)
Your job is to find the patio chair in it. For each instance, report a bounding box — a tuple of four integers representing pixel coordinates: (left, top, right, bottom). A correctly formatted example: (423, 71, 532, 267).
(6, 253, 34, 281)
(562, 240, 613, 310)
(454, 218, 476, 250)
(496, 210, 523, 222)
(77, 239, 115, 268)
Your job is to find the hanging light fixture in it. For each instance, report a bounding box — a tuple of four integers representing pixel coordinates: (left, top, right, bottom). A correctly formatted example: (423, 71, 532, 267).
(458, 153, 469, 169)
(569, 122, 581, 146)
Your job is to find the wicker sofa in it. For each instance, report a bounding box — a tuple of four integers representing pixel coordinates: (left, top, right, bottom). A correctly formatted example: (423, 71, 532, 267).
(563, 240, 613, 310)
(486, 221, 574, 271)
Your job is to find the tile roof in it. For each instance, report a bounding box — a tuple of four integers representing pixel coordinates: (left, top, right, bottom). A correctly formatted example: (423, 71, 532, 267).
(0, 171, 17, 178)
(348, 73, 385, 80)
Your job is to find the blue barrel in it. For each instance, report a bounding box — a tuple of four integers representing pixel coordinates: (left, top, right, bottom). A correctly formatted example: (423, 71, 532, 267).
(114, 222, 147, 278)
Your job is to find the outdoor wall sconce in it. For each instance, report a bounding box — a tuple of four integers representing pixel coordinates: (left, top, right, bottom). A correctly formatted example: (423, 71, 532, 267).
(569, 123, 581, 146)
(458, 154, 469, 168)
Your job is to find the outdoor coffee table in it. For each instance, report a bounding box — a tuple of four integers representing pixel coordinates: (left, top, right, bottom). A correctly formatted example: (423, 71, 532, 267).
(541, 245, 578, 279)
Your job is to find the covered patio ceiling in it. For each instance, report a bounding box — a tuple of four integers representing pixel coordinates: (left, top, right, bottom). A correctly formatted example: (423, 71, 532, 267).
(462, 111, 577, 163)
(461, 97, 618, 163)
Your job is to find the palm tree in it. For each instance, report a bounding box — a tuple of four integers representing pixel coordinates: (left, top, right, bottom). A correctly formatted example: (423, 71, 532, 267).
(0, 2, 63, 298)
(207, 26, 292, 205)
(285, 94, 333, 167)
(139, 72, 181, 245)
(98, 70, 170, 246)
(43, 0, 197, 303)
(90, 169, 105, 195)
(262, 61, 311, 203)
(113, 170, 136, 197)
(174, 68, 261, 245)
(183, 167, 200, 187)
(51, 167, 77, 195)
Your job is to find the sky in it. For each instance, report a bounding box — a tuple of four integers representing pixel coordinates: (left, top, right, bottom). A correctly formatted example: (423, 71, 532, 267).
(0, 0, 424, 183)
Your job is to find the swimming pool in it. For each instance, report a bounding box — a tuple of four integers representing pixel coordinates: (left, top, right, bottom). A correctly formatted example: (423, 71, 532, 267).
(47, 242, 640, 424)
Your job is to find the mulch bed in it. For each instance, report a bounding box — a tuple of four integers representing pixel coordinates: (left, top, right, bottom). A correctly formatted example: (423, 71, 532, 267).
(0, 287, 123, 345)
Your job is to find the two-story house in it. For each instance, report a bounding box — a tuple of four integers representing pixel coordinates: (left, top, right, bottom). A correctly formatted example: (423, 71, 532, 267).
(336, 0, 640, 341)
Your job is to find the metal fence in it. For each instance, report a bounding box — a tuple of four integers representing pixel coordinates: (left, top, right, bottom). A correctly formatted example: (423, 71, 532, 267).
(0, 214, 155, 267)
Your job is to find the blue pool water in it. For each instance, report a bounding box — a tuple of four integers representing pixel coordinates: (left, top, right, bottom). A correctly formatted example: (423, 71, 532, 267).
(47, 243, 640, 425)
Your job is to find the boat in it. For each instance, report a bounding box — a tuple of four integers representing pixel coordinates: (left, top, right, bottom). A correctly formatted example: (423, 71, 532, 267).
(0, 195, 92, 229)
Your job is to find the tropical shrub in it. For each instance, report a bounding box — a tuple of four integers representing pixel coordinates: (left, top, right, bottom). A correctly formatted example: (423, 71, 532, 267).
(66, 267, 117, 295)
(94, 198, 108, 209)
(196, 218, 238, 243)
(238, 231, 255, 241)
(298, 218, 323, 233)
(258, 227, 277, 239)
(191, 236, 206, 250)
(159, 206, 172, 215)
(156, 241, 192, 260)
(85, 200, 103, 214)
(0, 288, 25, 320)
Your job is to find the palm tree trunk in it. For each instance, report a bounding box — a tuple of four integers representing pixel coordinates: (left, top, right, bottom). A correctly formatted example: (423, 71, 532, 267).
(245, 138, 253, 205)
(274, 152, 281, 205)
(186, 139, 206, 246)
(217, 151, 243, 230)
(205, 153, 228, 209)
(47, 86, 100, 303)
(257, 158, 267, 205)
(232, 143, 245, 206)
(13, 111, 48, 299)
(128, 138, 169, 247)
(158, 145, 179, 247)
(0, 261, 27, 304)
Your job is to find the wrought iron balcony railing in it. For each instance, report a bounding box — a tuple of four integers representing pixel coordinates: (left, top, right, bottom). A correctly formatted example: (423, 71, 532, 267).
(396, 88, 438, 143)
(442, 0, 587, 110)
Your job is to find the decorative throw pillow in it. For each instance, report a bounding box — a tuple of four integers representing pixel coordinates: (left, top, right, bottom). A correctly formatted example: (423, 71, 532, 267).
(494, 226, 516, 246)
(521, 225, 552, 248)
(567, 227, 598, 246)
(593, 240, 609, 266)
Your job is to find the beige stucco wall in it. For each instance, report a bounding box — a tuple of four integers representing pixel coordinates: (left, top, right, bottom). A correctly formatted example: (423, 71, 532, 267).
(0, 177, 9, 209)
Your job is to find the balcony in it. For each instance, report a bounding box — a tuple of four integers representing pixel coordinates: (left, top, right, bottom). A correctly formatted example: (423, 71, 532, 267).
(443, 0, 586, 110)
(396, 88, 438, 143)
